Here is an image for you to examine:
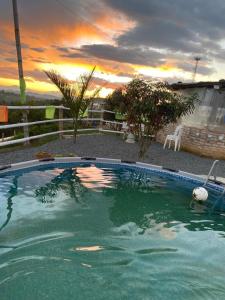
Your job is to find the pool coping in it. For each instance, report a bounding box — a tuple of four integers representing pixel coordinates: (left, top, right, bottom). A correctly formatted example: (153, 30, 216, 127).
(0, 157, 224, 193)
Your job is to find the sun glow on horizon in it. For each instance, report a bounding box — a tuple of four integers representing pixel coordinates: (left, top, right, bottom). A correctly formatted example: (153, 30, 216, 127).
(0, 77, 59, 94)
(98, 87, 114, 97)
(41, 62, 131, 87)
(40, 63, 90, 80)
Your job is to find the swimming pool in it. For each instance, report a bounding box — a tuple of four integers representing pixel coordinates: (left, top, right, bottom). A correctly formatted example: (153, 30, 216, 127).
(0, 158, 225, 300)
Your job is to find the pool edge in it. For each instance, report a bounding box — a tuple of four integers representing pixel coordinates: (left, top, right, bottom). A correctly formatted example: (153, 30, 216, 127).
(0, 157, 223, 192)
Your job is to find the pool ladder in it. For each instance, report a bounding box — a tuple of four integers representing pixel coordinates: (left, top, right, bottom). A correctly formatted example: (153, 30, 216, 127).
(204, 160, 225, 210)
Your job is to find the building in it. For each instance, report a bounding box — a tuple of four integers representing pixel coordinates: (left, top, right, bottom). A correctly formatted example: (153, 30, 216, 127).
(157, 81, 225, 159)
(90, 97, 105, 109)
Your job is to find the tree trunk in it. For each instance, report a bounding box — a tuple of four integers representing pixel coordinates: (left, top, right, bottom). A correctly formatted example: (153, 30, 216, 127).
(138, 136, 152, 159)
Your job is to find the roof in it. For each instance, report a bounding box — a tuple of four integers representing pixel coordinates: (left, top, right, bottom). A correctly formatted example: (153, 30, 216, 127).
(171, 80, 225, 90)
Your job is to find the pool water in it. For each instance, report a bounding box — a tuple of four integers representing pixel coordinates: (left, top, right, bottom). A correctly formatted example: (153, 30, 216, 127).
(0, 164, 225, 300)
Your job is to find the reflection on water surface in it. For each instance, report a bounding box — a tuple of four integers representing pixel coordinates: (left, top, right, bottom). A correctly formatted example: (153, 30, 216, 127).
(1, 165, 225, 299)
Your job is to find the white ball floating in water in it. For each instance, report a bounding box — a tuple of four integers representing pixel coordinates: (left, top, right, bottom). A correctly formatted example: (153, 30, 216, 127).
(192, 187, 208, 202)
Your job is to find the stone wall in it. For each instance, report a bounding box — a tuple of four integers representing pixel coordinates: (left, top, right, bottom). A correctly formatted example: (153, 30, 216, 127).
(157, 124, 225, 159)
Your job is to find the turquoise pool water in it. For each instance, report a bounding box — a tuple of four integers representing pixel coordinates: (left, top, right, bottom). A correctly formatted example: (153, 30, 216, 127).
(0, 163, 225, 300)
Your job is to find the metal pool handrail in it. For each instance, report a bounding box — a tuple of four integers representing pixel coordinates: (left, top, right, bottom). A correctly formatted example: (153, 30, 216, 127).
(204, 160, 225, 198)
(204, 160, 220, 186)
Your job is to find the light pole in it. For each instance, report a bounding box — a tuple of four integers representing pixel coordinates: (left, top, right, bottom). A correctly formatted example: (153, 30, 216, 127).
(12, 0, 29, 144)
(192, 57, 201, 82)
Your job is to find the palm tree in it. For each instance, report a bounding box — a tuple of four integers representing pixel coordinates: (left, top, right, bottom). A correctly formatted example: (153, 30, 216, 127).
(45, 66, 99, 142)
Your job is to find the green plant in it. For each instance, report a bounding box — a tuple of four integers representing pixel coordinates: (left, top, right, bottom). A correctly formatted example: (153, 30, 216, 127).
(109, 78, 198, 158)
(45, 66, 100, 142)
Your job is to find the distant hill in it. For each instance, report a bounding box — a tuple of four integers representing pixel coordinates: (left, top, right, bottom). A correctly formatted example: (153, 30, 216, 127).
(0, 90, 60, 104)
(0, 90, 106, 105)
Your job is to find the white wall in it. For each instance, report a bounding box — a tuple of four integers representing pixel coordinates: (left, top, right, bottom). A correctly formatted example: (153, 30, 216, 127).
(180, 87, 225, 128)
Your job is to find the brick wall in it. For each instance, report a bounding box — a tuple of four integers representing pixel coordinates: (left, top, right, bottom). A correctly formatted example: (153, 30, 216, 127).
(157, 124, 225, 159)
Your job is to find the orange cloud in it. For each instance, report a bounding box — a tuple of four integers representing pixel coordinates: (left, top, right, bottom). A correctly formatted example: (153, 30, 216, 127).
(0, 0, 138, 97)
(3, 3, 191, 96)
(93, 10, 136, 39)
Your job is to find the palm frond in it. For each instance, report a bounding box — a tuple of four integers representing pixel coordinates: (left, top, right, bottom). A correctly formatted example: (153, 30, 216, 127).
(78, 66, 96, 102)
(45, 66, 97, 142)
(45, 70, 78, 102)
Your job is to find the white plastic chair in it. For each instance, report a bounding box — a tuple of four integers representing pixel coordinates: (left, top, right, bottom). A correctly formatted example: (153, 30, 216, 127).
(163, 125, 183, 151)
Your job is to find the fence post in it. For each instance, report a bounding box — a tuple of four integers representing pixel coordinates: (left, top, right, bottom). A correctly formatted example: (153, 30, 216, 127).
(59, 106, 63, 139)
(100, 109, 104, 130)
(22, 110, 30, 145)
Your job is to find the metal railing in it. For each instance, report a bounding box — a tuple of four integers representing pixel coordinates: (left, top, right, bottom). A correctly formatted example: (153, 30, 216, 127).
(204, 159, 225, 198)
(204, 160, 220, 186)
(0, 106, 123, 147)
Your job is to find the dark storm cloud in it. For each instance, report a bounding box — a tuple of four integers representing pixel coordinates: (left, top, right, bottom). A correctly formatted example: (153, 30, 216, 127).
(118, 21, 200, 53)
(61, 52, 87, 59)
(0, 0, 108, 35)
(53, 46, 87, 59)
(176, 62, 214, 76)
(78, 44, 163, 66)
(0, 0, 108, 55)
(53, 46, 70, 53)
(104, 0, 225, 57)
(77, 43, 214, 75)
(31, 58, 52, 64)
(1, 0, 224, 83)
(30, 47, 46, 53)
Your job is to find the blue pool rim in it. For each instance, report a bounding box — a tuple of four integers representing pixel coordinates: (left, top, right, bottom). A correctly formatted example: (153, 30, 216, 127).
(0, 157, 223, 193)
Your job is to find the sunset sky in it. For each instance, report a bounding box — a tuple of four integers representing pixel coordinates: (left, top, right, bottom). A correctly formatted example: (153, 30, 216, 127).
(1, 0, 225, 97)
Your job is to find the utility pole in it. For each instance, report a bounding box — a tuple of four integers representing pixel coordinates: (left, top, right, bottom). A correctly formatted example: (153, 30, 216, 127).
(12, 0, 30, 144)
(192, 57, 201, 82)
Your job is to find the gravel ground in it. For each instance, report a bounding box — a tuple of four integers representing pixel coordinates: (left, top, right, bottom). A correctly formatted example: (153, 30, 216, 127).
(1, 133, 225, 177)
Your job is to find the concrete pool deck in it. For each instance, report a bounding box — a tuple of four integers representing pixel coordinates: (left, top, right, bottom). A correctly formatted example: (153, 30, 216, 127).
(1, 134, 225, 178)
